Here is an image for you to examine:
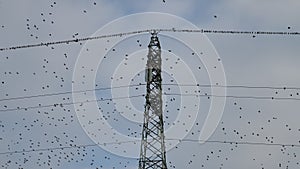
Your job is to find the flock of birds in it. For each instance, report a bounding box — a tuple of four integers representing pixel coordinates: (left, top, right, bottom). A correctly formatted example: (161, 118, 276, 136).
(0, 1, 299, 169)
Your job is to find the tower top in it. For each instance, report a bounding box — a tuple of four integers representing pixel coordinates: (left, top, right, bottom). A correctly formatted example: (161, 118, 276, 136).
(150, 29, 158, 36)
(148, 30, 160, 48)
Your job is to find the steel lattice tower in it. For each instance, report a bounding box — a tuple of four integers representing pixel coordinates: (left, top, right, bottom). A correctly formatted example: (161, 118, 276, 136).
(138, 31, 167, 169)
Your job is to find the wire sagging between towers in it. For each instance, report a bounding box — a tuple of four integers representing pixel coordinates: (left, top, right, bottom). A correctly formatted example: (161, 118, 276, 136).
(1, 28, 299, 52)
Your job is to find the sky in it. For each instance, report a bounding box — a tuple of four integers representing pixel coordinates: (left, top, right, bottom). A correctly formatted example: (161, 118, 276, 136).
(1, 0, 300, 169)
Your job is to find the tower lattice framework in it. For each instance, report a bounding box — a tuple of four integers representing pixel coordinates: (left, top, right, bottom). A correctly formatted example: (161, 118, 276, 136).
(138, 31, 167, 169)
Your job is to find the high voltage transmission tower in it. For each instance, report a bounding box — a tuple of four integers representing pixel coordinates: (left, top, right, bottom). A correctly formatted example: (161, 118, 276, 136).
(138, 31, 167, 169)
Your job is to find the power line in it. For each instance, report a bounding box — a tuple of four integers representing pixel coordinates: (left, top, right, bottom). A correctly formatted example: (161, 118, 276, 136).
(167, 138, 300, 148)
(168, 84, 300, 90)
(1, 83, 299, 103)
(1, 28, 299, 52)
(0, 140, 136, 156)
(0, 29, 149, 52)
(0, 84, 144, 102)
(0, 94, 145, 112)
(1, 92, 300, 113)
(0, 138, 299, 156)
(164, 93, 300, 101)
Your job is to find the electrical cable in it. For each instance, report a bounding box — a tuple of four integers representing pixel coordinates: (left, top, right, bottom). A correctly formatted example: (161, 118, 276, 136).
(1, 83, 298, 102)
(1, 28, 299, 52)
(0, 138, 299, 156)
(1, 92, 300, 112)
